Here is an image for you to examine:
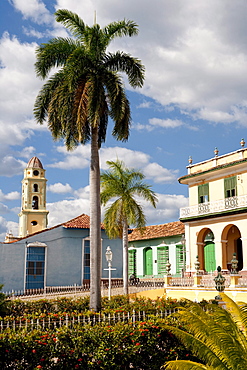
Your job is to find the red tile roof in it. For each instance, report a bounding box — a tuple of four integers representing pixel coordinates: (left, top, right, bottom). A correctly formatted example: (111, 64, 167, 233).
(63, 214, 90, 229)
(63, 214, 105, 229)
(128, 221, 184, 242)
(3, 214, 104, 244)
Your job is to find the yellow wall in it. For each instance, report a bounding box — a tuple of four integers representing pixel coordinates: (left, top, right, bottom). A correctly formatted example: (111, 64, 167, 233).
(134, 287, 247, 304)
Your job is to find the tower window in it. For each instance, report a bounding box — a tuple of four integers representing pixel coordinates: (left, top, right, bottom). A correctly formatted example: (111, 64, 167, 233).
(32, 196, 39, 209)
(33, 170, 39, 176)
(31, 221, 38, 226)
(33, 184, 38, 192)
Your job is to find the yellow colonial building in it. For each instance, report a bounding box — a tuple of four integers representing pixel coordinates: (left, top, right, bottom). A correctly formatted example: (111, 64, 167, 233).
(179, 140, 247, 276)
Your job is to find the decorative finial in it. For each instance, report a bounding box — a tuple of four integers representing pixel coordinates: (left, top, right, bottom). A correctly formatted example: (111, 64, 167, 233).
(240, 138, 245, 148)
(188, 156, 193, 165)
(214, 147, 219, 157)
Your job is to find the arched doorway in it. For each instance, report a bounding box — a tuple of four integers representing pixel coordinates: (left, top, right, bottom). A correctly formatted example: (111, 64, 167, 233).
(221, 225, 242, 272)
(197, 228, 215, 272)
(144, 247, 153, 276)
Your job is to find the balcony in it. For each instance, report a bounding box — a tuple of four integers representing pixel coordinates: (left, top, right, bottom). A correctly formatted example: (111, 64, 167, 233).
(180, 194, 247, 219)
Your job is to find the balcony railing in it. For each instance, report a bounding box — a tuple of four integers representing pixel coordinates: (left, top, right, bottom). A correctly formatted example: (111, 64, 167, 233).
(180, 194, 247, 219)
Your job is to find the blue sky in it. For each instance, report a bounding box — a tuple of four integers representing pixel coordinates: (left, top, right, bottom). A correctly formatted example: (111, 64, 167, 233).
(1, 0, 247, 241)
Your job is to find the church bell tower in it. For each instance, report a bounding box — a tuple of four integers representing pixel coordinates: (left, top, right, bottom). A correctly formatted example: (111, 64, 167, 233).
(18, 157, 49, 237)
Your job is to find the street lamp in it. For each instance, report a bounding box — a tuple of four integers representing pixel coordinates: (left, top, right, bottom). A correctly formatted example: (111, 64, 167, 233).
(105, 246, 116, 300)
(181, 234, 186, 277)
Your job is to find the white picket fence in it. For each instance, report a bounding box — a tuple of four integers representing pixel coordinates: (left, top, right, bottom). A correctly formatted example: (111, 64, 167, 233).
(0, 308, 177, 332)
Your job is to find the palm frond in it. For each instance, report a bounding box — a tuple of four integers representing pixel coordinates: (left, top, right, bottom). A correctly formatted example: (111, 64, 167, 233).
(35, 37, 79, 79)
(103, 19, 139, 40)
(55, 9, 86, 40)
(162, 360, 208, 370)
(164, 325, 229, 370)
(105, 51, 145, 88)
(220, 293, 247, 338)
(167, 302, 247, 369)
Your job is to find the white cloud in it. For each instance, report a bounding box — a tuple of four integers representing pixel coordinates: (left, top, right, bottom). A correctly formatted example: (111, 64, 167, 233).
(0, 218, 19, 242)
(143, 163, 178, 184)
(149, 118, 183, 129)
(18, 146, 36, 159)
(48, 183, 73, 194)
(50, 145, 179, 185)
(48, 145, 90, 169)
(142, 193, 188, 225)
(74, 185, 90, 199)
(11, 0, 53, 24)
(22, 26, 44, 39)
(0, 156, 26, 177)
(47, 198, 90, 227)
(0, 203, 10, 214)
(137, 101, 151, 109)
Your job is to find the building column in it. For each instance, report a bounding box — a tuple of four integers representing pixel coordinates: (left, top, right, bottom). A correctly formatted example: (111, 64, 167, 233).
(241, 237, 247, 272)
(221, 239, 228, 270)
(214, 239, 223, 270)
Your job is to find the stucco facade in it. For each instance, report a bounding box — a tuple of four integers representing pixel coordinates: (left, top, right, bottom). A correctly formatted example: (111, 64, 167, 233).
(128, 222, 185, 278)
(0, 214, 122, 292)
(179, 143, 247, 275)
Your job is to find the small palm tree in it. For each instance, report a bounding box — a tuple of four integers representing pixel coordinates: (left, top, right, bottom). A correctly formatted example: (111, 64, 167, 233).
(100, 159, 157, 295)
(162, 293, 247, 369)
(33, 9, 145, 312)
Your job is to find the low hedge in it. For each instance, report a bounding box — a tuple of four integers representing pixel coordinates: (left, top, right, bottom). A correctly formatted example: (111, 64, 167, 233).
(0, 318, 195, 369)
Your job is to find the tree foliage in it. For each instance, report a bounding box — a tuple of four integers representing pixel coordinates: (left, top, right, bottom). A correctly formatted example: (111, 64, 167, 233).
(101, 159, 157, 238)
(34, 9, 144, 311)
(163, 293, 247, 370)
(101, 160, 157, 294)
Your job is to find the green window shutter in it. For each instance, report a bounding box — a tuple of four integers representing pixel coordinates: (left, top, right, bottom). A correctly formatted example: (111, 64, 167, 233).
(128, 250, 136, 276)
(157, 246, 168, 275)
(224, 176, 237, 198)
(176, 245, 184, 274)
(198, 183, 209, 203)
(145, 248, 153, 276)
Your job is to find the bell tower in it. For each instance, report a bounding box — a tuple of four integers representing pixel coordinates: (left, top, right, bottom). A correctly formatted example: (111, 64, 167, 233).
(18, 157, 49, 237)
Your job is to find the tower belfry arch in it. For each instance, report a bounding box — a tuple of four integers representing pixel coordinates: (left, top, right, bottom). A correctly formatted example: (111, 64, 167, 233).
(18, 157, 49, 237)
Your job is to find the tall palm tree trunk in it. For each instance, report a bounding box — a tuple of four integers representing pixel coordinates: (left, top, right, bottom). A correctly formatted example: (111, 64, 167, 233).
(89, 126, 102, 312)
(122, 219, 129, 295)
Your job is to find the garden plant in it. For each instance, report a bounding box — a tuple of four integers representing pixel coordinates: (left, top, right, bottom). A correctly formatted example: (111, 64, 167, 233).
(0, 295, 195, 369)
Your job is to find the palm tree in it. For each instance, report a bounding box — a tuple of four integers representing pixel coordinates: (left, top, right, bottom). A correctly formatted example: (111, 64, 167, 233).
(33, 9, 145, 312)
(162, 293, 247, 369)
(100, 159, 157, 295)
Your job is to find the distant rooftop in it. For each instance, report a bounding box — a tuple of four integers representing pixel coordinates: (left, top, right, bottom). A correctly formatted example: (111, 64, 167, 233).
(128, 221, 184, 242)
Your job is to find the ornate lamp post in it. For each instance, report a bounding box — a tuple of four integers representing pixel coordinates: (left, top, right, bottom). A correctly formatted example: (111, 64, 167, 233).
(194, 255, 200, 275)
(181, 234, 186, 277)
(165, 258, 171, 276)
(214, 266, 225, 300)
(105, 246, 116, 300)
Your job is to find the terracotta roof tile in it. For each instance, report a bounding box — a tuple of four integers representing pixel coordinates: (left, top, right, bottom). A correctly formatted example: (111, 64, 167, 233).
(63, 214, 90, 229)
(63, 214, 104, 229)
(128, 221, 184, 242)
(2, 214, 104, 244)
